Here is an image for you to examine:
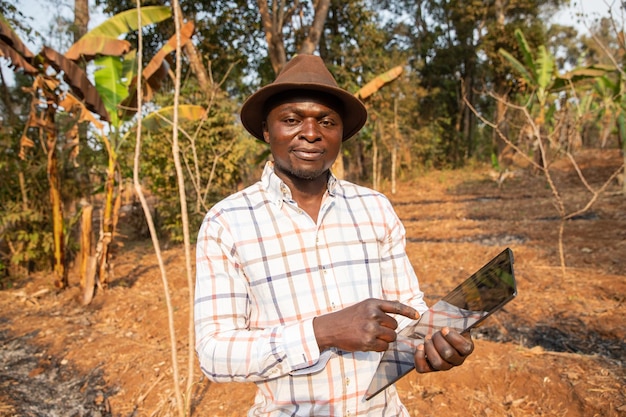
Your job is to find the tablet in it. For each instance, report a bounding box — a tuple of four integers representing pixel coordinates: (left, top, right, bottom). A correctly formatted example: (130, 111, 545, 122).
(365, 247, 517, 400)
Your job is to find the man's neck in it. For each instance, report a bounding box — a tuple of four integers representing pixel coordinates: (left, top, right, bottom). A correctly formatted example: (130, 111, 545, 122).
(277, 171, 329, 222)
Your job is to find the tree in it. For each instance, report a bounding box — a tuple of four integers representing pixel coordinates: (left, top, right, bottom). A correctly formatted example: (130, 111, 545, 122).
(376, 0, 570, 168)
(466, 28, 624, 275)
(257, 0, 331, 73)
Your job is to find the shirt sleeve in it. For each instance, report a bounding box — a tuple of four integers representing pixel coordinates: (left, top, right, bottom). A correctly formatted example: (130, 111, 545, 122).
(379, 198, 429, 330)
(194, 213, 321, 383)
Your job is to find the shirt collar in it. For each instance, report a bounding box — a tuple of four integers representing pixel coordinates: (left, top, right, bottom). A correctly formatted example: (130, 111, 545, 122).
(261, 161, 339, 207)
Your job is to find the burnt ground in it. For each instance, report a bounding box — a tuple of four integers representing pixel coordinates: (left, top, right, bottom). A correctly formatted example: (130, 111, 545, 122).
(1, 149, 625, 416)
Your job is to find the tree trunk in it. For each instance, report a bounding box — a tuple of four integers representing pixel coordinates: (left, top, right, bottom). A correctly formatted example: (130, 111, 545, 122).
(183, 40, 211, 93)
(257, 0, 288, 74)
(47, 134, 66, 288)
(98, 150, 116, 288)
(258, 0, 331, 74)
(463, 74, 475, 158)
(492, 0, 509, 166)
(73, 0, 89, 42)
(617, 113, 626, 194)
(299, 0, 331, 54)
(372, 121, 381, 190)
(78, 202, 92, 287)
(18, 171, 28, 211)
(332, 146, 345, 179)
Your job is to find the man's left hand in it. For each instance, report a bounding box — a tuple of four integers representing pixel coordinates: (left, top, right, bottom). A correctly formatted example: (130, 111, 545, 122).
(413, 327, 474, 373)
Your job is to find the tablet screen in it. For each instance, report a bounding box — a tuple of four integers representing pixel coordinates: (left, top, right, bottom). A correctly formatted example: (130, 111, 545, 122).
(365, 248, 517, 400)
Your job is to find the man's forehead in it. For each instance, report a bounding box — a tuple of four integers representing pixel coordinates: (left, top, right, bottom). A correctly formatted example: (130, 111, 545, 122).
(264, 90, 344, 116)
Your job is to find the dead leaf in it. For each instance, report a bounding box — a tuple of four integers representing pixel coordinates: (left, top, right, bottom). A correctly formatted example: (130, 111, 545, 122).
(64, 36, 131, 61)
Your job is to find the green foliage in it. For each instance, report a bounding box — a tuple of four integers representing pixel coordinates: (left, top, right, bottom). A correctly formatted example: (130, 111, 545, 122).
(0, 201, 54, 276)
(94, 53, 133, 126)
(89, 5, 171, 38)
(89, 0, 610, 178)
(500, 29, 558, 111)
(136, 87, 259, 243)
(97, 0, 264, 97)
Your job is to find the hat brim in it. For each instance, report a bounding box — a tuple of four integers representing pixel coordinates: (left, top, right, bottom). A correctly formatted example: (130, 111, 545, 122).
(240, 82, 368, 142)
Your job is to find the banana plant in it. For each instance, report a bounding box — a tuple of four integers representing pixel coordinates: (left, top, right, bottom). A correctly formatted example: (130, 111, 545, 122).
(498, 28, 557, 126)
(498, 30, 615, 168)
(70, 8, 197, 295)
(1, 14, 105, 287)
(585, 68, 626, 193)
(0, 6, 191, 290)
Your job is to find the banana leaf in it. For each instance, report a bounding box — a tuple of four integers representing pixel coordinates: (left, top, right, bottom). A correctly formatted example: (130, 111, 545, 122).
(64, 6, 171, 62)
(94, 54, 131, 127)
(0, 39, 37, 74)
(513, 28, 537, 82)
(41, 46, 109, 122)
(118, 21, 195, 120)
(141, 105, 207, 131)
(65, 36, 131, 61)
(86, 6, 172, 39)
(552, 65, 615, 90)
(355, 65, 404, 100)
(0, 14, 34, 58)
(535, 45, 554, 93)
(0, 16, 37, 74)
(498, 48, 534, 87)
(59, 93, 105, 130)
(143, 21, 194, 83)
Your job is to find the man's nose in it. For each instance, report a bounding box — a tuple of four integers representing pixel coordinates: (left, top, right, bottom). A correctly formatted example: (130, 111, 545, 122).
(299, 118, 321, 141)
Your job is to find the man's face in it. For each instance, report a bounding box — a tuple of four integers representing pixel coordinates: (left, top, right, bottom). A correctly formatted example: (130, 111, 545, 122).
(262, 92, 344, 183)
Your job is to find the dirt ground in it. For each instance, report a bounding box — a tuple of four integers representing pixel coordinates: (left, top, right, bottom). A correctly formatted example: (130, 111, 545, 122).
(1, 149, 624, 417)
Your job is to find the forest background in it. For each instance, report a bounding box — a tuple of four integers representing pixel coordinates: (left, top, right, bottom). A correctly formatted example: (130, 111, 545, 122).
(0, 0, 624, 416)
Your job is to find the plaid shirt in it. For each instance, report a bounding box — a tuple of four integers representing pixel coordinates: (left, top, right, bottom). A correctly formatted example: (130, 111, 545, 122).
(195, 162, 427, 416)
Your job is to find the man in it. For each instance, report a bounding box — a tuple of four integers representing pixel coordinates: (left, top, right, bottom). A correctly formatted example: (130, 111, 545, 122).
(195, 54, 474, 416)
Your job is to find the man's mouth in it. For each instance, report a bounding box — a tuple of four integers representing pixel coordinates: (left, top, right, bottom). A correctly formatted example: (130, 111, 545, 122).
(292, 149, 324, 160)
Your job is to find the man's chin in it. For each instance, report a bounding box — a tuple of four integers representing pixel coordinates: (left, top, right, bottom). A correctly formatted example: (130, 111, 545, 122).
(292, 169, 326, 181)
(280, 165, 329, 181)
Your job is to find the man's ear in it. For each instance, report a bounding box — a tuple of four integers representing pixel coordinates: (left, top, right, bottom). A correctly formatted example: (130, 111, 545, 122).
(262, 121, 270, 144)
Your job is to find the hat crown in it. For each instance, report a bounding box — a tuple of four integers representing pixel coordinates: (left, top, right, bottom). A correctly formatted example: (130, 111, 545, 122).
(239, 54, 367, 142)
(273, 55, 339, 88)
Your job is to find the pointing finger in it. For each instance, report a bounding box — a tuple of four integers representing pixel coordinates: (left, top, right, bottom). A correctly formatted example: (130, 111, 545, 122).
(379, 300, 420, 320)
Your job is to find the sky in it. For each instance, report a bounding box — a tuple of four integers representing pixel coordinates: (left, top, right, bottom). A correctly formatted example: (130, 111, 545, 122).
(554, 0, 623, 29)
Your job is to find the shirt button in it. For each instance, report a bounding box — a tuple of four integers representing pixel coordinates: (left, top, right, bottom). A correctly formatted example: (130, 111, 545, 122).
(345, 377, 350, 386)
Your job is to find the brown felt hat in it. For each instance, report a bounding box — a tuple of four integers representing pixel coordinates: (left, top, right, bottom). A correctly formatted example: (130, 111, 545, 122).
(240, 54, 368, 141)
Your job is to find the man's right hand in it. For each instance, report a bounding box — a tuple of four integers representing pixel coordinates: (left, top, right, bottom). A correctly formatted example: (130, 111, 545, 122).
(313, 298, 420, 352)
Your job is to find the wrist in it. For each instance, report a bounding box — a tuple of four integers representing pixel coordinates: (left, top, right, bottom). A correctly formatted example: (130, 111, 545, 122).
(313, 314, 334, 351)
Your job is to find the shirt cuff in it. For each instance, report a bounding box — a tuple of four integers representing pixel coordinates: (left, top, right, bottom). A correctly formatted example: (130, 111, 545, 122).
(282, 317, 321, 372)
